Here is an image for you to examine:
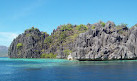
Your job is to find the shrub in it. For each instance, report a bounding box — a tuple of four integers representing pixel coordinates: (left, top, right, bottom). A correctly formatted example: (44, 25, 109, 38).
(101, 22, 105, 27)
(116, 25, 128, 30)
(76, 24, 88, 31)
(49, 53, 57, 58)
(16, 43, 23, 49)
(43, 32, 48, 35)
(91, 25, 96, 29)
(44, 36, 52, 43)
(68, 34, 79, 41)
(41, 53, 45, 58)
(36, 50, 39, 52)
(61, 24, 73, 31)
(41, 53, 57, 58)
(117, 23, 128, 27)
(63, 49, 72, 56)
(34, 28, 39, 31)
(58, 32, 66, 41)
(25, 27, 39, 32)
(117, 30, 128, 36)
(41, 49, 45, 52)
(26, 34, 31, 37)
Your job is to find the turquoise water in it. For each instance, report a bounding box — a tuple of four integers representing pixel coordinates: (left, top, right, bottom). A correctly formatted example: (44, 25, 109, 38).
(0, 57, 137, 81)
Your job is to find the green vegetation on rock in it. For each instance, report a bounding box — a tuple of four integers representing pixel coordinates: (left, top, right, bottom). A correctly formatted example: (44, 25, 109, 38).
(117, 23, 128, 28)
(76, 24, 88, 31)
(63, 49, 72, 56)
(61, 24, 73, 31)
(16, 43, 23, 49)
(91, 25, 96, 29)
(43, 32, 48, 35)
(41, 53, 57, 58)
(9, 21, 137, 61)
(25, 27, 39, 32)
(26, 34, 32, 37)
(44, 36, 52, 44)
(101, 22, 105, 27)
(41, 49, 45, 52)
(42, 24, 89, 57)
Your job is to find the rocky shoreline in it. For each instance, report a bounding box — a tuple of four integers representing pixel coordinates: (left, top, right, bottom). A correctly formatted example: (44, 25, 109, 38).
(8, 21, 137, 61)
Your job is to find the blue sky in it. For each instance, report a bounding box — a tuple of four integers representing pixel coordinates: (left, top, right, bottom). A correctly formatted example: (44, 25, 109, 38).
(0, 0, 137, 46)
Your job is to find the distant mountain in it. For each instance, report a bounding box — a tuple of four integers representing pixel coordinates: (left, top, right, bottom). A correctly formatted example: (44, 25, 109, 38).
(0, 46, 8, 57)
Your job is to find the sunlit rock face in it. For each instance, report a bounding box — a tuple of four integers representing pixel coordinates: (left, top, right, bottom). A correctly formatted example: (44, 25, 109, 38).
(8, 21, 137, 60)
(8, 28, 48, 58)
(72, 21, 137, 60)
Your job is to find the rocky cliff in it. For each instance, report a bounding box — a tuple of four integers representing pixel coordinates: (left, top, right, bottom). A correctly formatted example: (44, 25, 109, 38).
(8, 27, 49, 58)
(8, 21, 137, 60)
(72, 21, 137, 60)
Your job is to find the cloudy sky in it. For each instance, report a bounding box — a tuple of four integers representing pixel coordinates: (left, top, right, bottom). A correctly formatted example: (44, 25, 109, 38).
(0, 0, 137, 47)
(0, 32, 18, 46)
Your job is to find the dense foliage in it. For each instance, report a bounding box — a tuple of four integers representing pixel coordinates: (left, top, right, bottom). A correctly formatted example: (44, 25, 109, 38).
(43, 24, 89, 48)
(16, 43, 23, 49)
(76, 24, 88, 31)
(61, 24, 73, 31)
(91, 25, 96, 29)
(101, 22, 105, 27)
(41, 53, 57, 58)
(25, 27, 39, 32)
(63, 49, 72, 56)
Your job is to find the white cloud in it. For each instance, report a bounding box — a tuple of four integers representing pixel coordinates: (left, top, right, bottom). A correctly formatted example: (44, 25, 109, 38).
(0, 32, 19, 47)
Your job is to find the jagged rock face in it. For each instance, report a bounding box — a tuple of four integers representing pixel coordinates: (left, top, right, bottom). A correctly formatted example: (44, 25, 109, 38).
(8, 28, 48, 58)
(72, 21, 137, 60)
(8, 21, 137, 60)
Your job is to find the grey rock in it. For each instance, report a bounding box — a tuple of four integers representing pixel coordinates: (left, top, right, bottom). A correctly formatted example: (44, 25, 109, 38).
(8, 21, 137, 60)
(72, 21, 137, 60)
(8, 28, 48, 58)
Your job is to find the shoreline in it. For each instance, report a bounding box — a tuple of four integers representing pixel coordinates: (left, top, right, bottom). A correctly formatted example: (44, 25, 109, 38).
(3, 57, 137, 62)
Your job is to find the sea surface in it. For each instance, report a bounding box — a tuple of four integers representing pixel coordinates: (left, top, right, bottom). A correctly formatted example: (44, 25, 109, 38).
(0, 57, 137, 81)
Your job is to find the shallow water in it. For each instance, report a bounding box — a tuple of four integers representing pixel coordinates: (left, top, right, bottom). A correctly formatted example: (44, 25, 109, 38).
(0, 57, 137, 81)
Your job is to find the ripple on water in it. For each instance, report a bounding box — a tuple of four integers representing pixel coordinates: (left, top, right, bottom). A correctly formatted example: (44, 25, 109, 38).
(1, 57, 137, 68)
(1, 57, 137, 81)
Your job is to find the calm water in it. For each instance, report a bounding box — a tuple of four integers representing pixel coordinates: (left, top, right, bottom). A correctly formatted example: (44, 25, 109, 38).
(0, 57, 137, 81)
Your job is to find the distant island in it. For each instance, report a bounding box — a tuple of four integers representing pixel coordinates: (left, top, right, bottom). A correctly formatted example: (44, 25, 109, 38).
(8, 21, 137, 61)
(0, 46, 8, 57)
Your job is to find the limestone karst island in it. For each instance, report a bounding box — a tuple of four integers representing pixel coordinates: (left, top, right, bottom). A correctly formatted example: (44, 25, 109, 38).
(8, 21, 137, 61)
(1, 0, 137, 81)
